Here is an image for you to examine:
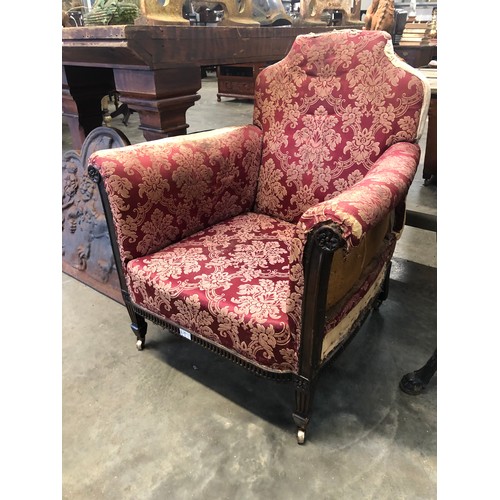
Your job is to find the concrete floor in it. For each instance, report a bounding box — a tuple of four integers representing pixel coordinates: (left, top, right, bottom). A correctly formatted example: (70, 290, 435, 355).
(62, 74, 437, 499)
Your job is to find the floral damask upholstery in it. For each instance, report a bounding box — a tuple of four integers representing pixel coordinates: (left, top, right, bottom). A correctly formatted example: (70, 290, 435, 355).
(253, 30, 428, 223)
(88, 29, 430, 443)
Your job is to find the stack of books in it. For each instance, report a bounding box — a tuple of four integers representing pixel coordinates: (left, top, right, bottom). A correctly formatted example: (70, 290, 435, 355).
(399, 22, 432, 46)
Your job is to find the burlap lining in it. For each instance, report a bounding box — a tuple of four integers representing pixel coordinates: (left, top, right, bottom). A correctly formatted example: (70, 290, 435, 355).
(321, 213, 394, 360)
(321, 262, 387, 360)
(326, 213, 391, 309)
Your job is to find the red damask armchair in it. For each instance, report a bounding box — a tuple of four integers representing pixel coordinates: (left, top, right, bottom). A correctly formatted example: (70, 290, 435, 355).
(87, 29, 430, 444)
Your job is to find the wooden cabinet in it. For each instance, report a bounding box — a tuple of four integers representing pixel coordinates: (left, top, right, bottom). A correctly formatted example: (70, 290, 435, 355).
(394, 45, 437, 68)
(216, 63, 270, 101)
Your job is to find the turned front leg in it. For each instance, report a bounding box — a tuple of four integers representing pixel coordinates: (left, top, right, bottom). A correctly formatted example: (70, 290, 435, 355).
(126, 304, 148, 351)
(293, 376, 316, 445)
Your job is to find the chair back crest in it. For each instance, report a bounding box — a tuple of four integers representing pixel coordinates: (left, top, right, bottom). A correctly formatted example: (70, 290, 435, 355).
(253, 29, 429, 222)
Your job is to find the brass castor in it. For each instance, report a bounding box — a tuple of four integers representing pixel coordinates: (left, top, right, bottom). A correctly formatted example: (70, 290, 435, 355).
(297, 429, 306, 445)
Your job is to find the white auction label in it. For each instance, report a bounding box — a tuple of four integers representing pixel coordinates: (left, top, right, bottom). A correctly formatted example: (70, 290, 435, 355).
(179, 328, 192, 341)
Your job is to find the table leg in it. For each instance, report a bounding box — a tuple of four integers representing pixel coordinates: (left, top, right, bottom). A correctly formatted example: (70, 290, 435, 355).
(62, 65, 115, 149)
(113, 65, 201, 141)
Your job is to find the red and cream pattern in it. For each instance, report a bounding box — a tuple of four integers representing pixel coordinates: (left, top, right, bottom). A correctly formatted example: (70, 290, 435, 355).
(88, 30, 430, 374)
(298, 141, 421, 248)
(127, 212, 300, 372)
(253, 29, 427, 223)
(90, 125, 262, 274)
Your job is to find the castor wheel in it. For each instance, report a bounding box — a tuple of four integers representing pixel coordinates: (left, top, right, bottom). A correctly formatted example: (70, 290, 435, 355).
(136, 339, 145, 351)
(297, 429, 306, 445)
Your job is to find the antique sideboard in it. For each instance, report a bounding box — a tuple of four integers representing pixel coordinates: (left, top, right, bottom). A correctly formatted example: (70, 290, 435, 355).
(62, 25, 334, 301)
(216, 62, 270, 101)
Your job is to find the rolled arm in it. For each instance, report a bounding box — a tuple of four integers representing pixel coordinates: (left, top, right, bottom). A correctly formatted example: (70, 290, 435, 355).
(298, 142, 421, 249)
(88, 125, 263, 265)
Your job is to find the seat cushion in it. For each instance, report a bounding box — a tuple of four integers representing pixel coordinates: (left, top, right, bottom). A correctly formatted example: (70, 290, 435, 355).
(126, 212, 299, 373)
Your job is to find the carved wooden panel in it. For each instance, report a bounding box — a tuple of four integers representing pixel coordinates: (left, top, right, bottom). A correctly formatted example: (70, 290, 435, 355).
(62, 127, 131, 302)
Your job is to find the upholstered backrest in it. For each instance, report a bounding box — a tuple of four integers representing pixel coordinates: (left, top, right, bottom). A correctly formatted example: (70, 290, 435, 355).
(253, 29, 429, 223)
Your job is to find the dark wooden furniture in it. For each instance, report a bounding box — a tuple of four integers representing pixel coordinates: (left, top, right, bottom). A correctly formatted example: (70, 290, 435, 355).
(62, 25, 333, 301)
(400, 349, 437, 395)
(216, 62, 270, 101)
(415, 67, 437, 184)
(423, 91, 437, 184)
(394, 44, 437, 69)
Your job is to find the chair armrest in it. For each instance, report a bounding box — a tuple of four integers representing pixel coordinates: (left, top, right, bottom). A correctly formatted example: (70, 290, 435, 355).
(287, 142, 420, 372)
(297, 142, 421, 249)
(88, 125, 262, 264)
